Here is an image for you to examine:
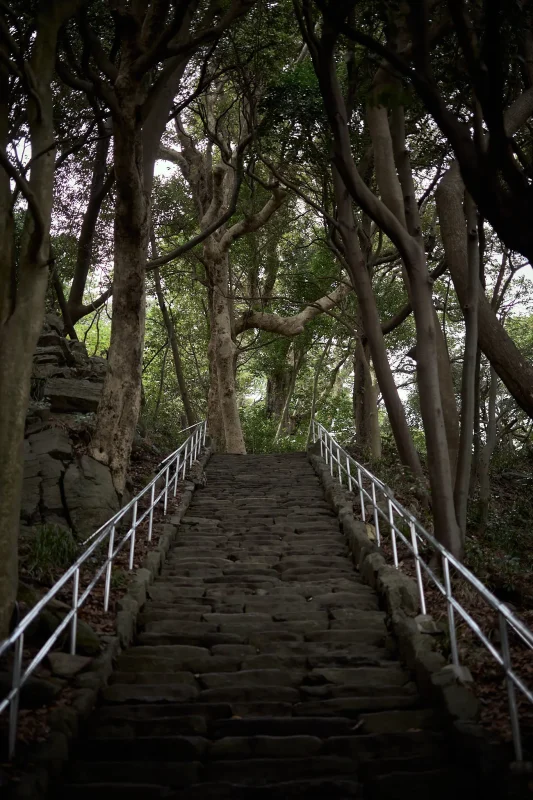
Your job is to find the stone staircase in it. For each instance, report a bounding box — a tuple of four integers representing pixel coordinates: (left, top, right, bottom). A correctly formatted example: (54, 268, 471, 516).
(54, 453, 475, 798)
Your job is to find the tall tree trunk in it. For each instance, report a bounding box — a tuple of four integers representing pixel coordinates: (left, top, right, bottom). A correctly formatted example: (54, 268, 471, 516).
(437, 163, 533, 419)
(333, 167, 422, 477)
(454, 193, 479, 536)
(206, 290, 225, 452)
(67, 121, 113, 325)
(372, 75, 459, 473)
(306, 26, 462, 556)
(206, 243, 246, 453)
(152, 260, 196, 426)
(89, 98, 149, 494)
(275, 346, 303, 441)
(309, 335, 333, 435)
(478, 367, 498, 532)
(0, 0, 76, 636)
(353, 336, 381, 459)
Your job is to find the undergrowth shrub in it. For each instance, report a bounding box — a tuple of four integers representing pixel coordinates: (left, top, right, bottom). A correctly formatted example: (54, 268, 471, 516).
(26, 524, 79, 582)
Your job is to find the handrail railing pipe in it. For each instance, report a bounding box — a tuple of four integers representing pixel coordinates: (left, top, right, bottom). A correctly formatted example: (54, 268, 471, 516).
(0, 420, 207, 759)
(310, 419, 533, 762)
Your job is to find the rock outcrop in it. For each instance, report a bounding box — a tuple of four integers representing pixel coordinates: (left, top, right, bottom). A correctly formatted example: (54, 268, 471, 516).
(20, 313, 119, 541)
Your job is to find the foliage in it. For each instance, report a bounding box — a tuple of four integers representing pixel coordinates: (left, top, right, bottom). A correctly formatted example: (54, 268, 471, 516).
(26, 525, 79, 583)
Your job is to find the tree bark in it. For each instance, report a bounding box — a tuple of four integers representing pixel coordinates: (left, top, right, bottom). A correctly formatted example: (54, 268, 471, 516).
(206, 242, 246, 453)
(332, 167, 422, 477)
(303, 21, 462, 556)
(372, 75, 459, 473)
(89, 89, 149, 494)
(152, 246, 197, 427)
(206, 288, 225, 452)
(437, 163, 533, 419)
(478, 367, 498, 532)
(67, 121, 113, 325)
(275, 345, 304, 440)
(353, 335, 381, 459)
(0, 0, 79, 637)
(454, 192, 479, 537)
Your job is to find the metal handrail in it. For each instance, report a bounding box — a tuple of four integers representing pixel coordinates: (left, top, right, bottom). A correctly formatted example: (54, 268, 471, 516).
(311, 420, 533, 762)
(0, 420, 207, 758)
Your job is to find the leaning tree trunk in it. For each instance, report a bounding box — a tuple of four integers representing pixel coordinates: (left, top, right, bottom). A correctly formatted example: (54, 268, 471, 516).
(89, 99, 149, 494)
(310, 32, 462, 556)
(153, 262, 196, 427)
(437, 162, 533, 420)
(370, 76, 460, 474)
(333, 167, 422, 477)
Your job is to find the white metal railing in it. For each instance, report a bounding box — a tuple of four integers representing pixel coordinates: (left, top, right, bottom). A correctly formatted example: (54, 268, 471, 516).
(0, 420, 207, 758)
(311, 420, 533, 762)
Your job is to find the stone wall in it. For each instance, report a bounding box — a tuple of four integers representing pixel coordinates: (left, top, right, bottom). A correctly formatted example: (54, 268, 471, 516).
(21, 314, 120, 542)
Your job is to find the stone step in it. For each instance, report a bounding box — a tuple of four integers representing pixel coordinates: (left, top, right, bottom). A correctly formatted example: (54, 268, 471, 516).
(175, 778, 361, 800)
(209, 716, 357, 739)
(66, 760, 201, 786)
(358, 708, 442, 734)
(81, 735, 209, 761)
(102, 683, 201, 704)
(52, 451, 467, 799)
(136, 631, 249, 648)
(200, 756, 359, 784)
(293, 694, 421, 716)
(57, 783, 174, 800)
(364, 768, 469, 799)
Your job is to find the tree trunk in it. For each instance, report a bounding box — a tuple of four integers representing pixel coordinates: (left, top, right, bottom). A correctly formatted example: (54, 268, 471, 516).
(478, 367, 498, 532)
(275, 346, 303, 441)
(67, 121, 113, 324)
(454, 193, 479, 536)
(333, 166, 422, 477)
(267, 369, 291, 420)
(206, 292, 225, 452)
(353, 336, 381, 459)
(308, 30, 462, 556)
(0, 0, 74, 636)
(437, 163, 533, 419)
(153, 263, 196, 427)
(309, 335, 333, 436)
(372, 78, 459, 474)
(207, 243, 246, 453)
(89, 97, 149, 494)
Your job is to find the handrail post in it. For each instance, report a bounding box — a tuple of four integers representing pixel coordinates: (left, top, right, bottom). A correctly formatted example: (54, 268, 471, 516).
(443, 554, 459, 667)
(388, 499, 399, 568)
(409, 521, 426, 615)
(104, 524, 116, 612)
(129, 500, 138, 570)
(371, 482, 380, 546)
(336, 445, 342, 484)
(319, 425, 323, 458)
(148, 483, 155, 541)
(8, 635, 24, 759)
(500, 612, 523, 762)
(164, 467, 170, 514)
(70, 567, 79, 655)
(173, 451, 179, 496)
(182, 441, 188, 478)
(329, 436, 334, 476)
(357, 467, 365, 522)
(346, 457, 353, 492)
